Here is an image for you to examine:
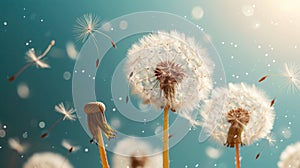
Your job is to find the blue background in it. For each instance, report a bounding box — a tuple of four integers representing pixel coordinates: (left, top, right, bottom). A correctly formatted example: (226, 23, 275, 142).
(1, 0, 299, 167)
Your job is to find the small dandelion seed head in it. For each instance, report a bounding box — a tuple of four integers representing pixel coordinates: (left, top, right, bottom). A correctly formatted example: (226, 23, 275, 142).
(84, 102, 115, 140)
(278, 142, 300, 168)
(125, 31, 213, 118)
(73, 14, 101, 42)
(55, 103, 76, 121)
(201, 83, 275, 146)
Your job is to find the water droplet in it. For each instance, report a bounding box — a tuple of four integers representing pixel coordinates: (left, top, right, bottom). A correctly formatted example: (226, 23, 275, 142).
(39, 121, 46, 128)
(84, 148, 89, 152)
(22, 132, 28, 139)
(0, 129, 6, 138)
(63, 71, 71, 80)
(3, 21, 7, 26)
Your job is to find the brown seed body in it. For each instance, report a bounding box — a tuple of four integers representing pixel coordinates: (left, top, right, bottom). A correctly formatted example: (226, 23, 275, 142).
(154, 61, 185, 111)
(130, 156, 147, 168)
(225, 108, 250, 148)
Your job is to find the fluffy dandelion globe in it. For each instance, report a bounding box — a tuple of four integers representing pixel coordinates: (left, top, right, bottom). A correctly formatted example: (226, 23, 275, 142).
(125, 31, 213, 115)
(200, 82, 275, 168)
(200, 83, 275, 145)
(278, 142, 300, 168)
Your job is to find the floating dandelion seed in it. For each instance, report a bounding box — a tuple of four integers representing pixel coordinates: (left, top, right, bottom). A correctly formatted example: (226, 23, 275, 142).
(8, 138, 28, 154)
(41, 102, 76, 139)
(8, 40, 55, 82)
(84, 102, 116, 168)
(113, 138, 162, 168)
(200, 83, 275, 168)
(258, 63, 300, 106)
(73, 14, 116, 68)
(23, 152, 73, 168)
(278, 142, 300, 168)
(8, 138, 28, 168)
(61, 140, 80, 168)
(125, 31, 213, 168)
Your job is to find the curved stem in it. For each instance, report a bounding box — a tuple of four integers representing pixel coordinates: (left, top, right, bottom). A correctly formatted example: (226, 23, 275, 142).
(97, 127, 109, 168)
(163, 106, 169, 168)
(235, 141, 241, 168)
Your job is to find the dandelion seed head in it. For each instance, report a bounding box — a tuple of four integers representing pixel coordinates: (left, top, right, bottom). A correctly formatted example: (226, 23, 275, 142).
(278, 142, 300, 168)
(23, 152, 73, 168)
(55, 103, 76, 121)
(113, 138, 162, 168)
(73, 14, 101, 42)
(8, 138, 28, 154)
(201, 83, 275, 146)
(125, 31, 213, 118)
(84, 102, 116, 140)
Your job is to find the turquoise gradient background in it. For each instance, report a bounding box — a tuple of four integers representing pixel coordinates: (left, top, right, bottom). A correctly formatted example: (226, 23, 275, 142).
(1, 0, 300, 167)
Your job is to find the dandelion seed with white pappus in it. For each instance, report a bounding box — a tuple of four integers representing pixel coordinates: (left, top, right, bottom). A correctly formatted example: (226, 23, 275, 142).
(200, 83, 275, 168)
(73, 14, 116, 68)
(258, 63, 300, 107)
(8, 40, 55, 82)
(125, 31, 213, 168)
(41, 102, 76, 139)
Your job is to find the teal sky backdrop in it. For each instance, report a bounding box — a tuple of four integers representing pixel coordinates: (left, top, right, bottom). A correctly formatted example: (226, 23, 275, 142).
(1, 0, 300, 167)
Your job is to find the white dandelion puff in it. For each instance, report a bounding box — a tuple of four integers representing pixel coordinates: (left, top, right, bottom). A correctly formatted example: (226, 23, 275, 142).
(126, 31, 213, 113)
(8, 138, 28, 154)
(113, 138, 162, 168)
(200, 83, 275, 168)
(278, 142, 300, 168)
(41, 102, 76, 139)
(23, 152, 73, 168)
(8, 40, 55, 82)
(125, 31, 213, 168)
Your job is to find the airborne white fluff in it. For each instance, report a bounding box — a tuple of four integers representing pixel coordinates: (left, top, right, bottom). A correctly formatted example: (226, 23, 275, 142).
(278, 142, 300, 168)
(200, 83, 275, 145)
